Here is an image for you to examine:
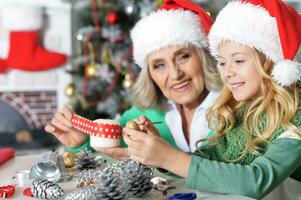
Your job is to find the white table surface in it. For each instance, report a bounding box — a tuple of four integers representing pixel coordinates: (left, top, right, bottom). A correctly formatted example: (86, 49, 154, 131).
(0, 154, 254, 200)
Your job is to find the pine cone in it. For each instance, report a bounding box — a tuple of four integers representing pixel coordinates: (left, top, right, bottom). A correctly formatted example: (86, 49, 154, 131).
(65, 186, 96, 200)
(121, 159, 153, 197)
(93, 164, 127, 200)
(31, 179, 64, 199)
(74, 149, 101, 171)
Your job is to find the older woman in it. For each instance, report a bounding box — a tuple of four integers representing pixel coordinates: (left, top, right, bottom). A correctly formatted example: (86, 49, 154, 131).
(45, 0, 221, 159)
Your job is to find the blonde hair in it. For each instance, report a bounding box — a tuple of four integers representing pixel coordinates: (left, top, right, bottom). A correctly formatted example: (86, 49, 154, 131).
(205, 48, 301, 156)
(131, 45, 222, 110)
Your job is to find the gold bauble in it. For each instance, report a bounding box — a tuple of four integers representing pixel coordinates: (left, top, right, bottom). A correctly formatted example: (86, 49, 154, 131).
(125, 120, 140, 131)
(63, 151, 77, 168)
(122, 74, 132, 88)
(65, 83, 75, 97)
(87, 63, 97, 77)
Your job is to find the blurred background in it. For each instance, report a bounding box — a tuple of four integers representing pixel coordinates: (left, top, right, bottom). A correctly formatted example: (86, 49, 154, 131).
(0, 0, 300, 155)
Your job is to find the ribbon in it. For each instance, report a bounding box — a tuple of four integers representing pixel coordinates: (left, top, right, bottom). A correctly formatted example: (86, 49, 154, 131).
(71, 114, 121, 139)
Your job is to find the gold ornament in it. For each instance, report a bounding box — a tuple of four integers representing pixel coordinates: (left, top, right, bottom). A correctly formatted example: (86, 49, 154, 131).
(63, 151, 77, 168)
(125, 120, 140, 131)
(65, 82, 75, 97)
(122, 73, 132, 88)
(87, 63, 97, 78)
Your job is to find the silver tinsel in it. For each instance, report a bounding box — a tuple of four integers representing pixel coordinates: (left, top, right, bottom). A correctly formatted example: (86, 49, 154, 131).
(31, 179, 64, 199)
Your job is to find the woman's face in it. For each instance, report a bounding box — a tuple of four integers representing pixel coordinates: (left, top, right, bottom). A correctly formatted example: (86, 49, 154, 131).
(147, 45, 206, 107)
(217, 42, 263, 101)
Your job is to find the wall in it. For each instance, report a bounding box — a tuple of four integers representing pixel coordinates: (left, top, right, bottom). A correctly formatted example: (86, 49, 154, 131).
(0, 0, 73, 132)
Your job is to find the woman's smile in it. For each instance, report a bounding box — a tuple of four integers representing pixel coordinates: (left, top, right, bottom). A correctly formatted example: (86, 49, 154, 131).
(171, 79, 192, 92)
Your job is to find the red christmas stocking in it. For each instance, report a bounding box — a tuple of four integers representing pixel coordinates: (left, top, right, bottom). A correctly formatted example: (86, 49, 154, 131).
(0, 59, 7, 73)
(1, 6, 67, 72)
(6, 31, 67, 71)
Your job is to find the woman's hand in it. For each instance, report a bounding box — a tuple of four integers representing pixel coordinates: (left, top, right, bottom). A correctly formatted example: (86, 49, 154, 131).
(135, 116, 160, 136)
(93, 147, 128, 161)
(44, 106, 88, 147)
(123, 127, 191, 177)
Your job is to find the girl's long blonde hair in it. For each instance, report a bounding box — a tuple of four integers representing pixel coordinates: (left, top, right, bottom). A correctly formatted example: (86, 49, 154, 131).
(205, 48, 301, 155)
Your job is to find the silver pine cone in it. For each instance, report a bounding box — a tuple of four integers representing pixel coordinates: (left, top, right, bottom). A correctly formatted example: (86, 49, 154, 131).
(31, 179, 64, 199)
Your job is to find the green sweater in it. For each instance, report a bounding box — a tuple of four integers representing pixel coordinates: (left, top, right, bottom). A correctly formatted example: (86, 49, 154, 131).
(187, 110, 301, 199)
(67, 106, 177, 153)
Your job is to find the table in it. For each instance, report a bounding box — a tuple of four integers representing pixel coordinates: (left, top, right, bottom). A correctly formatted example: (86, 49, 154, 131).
(0, 154, 254, 200)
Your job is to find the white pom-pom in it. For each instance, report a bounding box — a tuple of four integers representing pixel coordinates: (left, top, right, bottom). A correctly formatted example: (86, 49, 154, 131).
(272, 60, 301, 86)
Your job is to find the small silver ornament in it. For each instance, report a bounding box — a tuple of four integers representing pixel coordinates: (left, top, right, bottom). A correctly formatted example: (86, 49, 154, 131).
(31, 151, 61, 183)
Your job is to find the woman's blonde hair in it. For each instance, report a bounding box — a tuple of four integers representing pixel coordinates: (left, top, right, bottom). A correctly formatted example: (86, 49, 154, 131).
(206, 48, 301, 155)
(131, 44, 222, 110)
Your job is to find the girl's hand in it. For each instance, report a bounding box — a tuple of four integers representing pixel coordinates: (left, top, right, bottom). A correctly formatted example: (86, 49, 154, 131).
(123, 127, 191, 177)
(44, 106, 88, 147)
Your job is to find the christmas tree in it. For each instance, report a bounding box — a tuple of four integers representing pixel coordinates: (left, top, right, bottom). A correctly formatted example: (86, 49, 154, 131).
(65, 0, 162, 120)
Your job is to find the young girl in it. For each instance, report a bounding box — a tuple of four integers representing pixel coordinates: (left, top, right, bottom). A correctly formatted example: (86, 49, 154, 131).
(124, 0, 301, 199)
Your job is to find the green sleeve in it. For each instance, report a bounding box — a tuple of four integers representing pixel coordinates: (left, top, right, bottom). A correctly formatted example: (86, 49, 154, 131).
(186, 138, 301, 199)
(65, 137, 95, 154)
(119, 106, 177, 148)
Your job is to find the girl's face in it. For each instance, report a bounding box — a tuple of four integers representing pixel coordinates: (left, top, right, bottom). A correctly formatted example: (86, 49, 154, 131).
(217, 42, 263, 101)
(147, 45, 206, 107)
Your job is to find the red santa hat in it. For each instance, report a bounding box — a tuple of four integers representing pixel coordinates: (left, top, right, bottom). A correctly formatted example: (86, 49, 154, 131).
(209, 0, 301, 86)
(130, 0, 213, 68)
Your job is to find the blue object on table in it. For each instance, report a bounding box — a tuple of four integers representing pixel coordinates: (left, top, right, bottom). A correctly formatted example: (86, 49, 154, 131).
(166, 192, 197, 200)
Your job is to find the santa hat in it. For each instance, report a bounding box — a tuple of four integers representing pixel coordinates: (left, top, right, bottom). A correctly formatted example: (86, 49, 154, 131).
(209, 0, 301, 86)
(130, 0, 213, 68)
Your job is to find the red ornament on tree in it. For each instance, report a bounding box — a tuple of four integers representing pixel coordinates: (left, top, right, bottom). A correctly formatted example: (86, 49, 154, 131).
(106, 11, 119, 25)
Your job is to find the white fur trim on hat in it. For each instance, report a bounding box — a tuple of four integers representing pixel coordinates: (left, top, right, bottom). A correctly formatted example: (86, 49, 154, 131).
(272, 60, 301, 86)
(1, 6, 43, 30)
(208, 1, 301, 86)
(131, 9, 208, 68)
(209, 1, 283, 63)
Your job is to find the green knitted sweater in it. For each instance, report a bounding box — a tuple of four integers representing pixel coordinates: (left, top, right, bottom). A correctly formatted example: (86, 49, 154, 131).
(187, 107, 301, 199)
(216, 108, 301, 165)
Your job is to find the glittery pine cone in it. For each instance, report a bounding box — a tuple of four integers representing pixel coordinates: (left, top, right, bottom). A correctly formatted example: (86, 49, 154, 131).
(121, 159, 154, 197)
(65, 186, 96, 200)
(74, 149, 101, 171)
(31, 179, 64, 199)
(93, 164, 127, 200)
